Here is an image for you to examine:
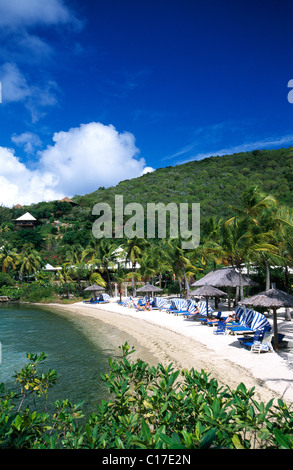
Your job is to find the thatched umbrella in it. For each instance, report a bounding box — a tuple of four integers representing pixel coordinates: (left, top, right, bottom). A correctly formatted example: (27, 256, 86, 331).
(190, 285, 227, 317)
(136, 284, 163, 297)
(191, 267, 257, 309)
(240, 288, 293, 351)
(84, 284, 105, 298)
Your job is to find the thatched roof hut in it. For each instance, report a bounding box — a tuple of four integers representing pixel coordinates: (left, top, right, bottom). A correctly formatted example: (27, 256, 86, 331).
(191, 267, 257, 310)
(240, 288, 293, 350)
(192, 267, 257, 288)
(136, 284, 163, 294)
(190, 285, 227, 315)
(190, 285, 227, 297)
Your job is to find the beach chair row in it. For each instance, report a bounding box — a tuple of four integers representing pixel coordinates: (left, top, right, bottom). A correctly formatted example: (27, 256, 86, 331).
(120, 296, 277, 353)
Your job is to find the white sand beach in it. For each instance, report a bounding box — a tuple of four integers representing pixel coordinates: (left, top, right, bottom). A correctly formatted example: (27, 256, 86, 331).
(47, 299, 293, 405)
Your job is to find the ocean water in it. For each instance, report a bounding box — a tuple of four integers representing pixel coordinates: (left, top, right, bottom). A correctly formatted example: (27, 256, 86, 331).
(0, 302, 146, 415)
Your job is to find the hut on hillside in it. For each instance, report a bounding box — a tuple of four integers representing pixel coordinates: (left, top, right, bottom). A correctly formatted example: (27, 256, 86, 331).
(58, 197, 78, 206)
(13, 212, 37, 230)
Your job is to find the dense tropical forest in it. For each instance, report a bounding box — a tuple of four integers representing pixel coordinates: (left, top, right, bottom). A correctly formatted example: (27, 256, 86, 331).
(1, 146, 293, 302)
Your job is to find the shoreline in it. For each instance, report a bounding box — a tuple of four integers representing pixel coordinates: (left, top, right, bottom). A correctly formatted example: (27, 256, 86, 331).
(41, 298, 293, 405)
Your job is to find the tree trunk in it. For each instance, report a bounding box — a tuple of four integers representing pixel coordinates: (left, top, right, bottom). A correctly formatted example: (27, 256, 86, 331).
(265, 260, 270, 291)
(106, 267, 113, 297)
(132, 262, 136, 297)
(285, 307, 292, 321)
(238, 267, 244, 302)
(183, 268, 190, 298)
(66, 283, 70, 300)
(228, 287, 231, 310)
(284, 265, 289, 293)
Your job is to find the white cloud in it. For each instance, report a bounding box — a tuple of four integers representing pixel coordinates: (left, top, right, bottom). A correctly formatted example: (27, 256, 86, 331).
(39, 122, 152, 195)
(141, 167, 155, 175)
(181, 134, 293, 163)
(0, 122, 154, 207)
(0, 0, 76, 28)
(0, 62, 59, 121)
(11, 132, 42, 154)
(0, 0, 82, 121)
(0, 146, 63, 206)
(0, 63, 32, 103)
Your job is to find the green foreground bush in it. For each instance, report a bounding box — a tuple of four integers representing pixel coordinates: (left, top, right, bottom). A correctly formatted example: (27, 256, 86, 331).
(1, 344, 293, 449)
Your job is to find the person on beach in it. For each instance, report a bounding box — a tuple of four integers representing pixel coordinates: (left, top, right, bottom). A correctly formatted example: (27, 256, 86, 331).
(136, 300, 152, 311)
(208, 311, 239, 323)
(225, 312, 239, 323)
(143, 300, 152, 311)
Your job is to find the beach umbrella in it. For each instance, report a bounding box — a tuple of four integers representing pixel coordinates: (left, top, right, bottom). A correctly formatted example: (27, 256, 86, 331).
(136, 284, 163, 299)
(84, 284, 105, 298)
(136, 284, 163, 295)
(240, 288, 293, 351)
(191, 267, 257, 309)
(191, 267, 257, 288)
(190, 285, 227, 316)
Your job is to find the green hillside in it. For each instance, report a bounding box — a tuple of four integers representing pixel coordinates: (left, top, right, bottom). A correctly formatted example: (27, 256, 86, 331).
(1, 146, 293, 250)
(74, 146, 293, 220)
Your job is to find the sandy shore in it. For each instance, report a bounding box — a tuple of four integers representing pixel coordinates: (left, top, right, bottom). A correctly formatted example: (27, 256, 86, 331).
(46, 299, 293, 405)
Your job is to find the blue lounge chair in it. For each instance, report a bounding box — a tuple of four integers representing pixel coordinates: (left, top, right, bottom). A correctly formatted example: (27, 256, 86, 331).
(238, 329, 263, 347)
(167, 298, 189, 315)
(198, 301, 214, 316)
(122, 296, 133, 307)
(226, 308, 255, 334)
(187, 301, 214, 320)
(238, 328, 275, 353)
(152, 297, 170, 310)
(250, 331, 275, 353)
(213, 321, 226, 335)
(97, 293, 110, 303)
(229, 310, 271, 336)
(84, 293, 111, 304)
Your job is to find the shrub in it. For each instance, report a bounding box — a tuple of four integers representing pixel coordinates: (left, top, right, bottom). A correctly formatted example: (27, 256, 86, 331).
(20, 283, 55, 303)
(1, 345, 293, 449)
(0, 272, 14, 288)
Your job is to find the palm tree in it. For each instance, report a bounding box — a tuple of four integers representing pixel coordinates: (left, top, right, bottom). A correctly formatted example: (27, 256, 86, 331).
(229, 185, 277, 221)
(57, 263, 74, 300)
(112, 265, 127, 300)
(0, 243, 20, 273)
(137, 240, 172, 286)
(248, 207, 283, 290)
(222, 187, 281, 298)
(19, 244, 43, 280)
(63, 246, 88, 295)
(274, 206, 293, 289)
(123, 237, 149, 296)
(82, 237, 119, 296)
(220, 214, 279, 300)
(200, 216, 224, 272)
(169, 239, 198, 297)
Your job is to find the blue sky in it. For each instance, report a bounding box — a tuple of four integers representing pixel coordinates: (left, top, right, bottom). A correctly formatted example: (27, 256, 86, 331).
(0, 0, 292, 206)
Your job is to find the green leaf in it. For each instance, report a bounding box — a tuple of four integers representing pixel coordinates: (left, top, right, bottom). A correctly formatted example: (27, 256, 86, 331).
(198, 428, 217, 449)
(141, 418, 151, 442)
(14, 414, 22, 431)
(232, 434, 245, 449)
(273, 429, 292, 449)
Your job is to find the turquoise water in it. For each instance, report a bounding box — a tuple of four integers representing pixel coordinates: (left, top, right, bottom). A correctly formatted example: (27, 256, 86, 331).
(0, 303, 141, 414)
